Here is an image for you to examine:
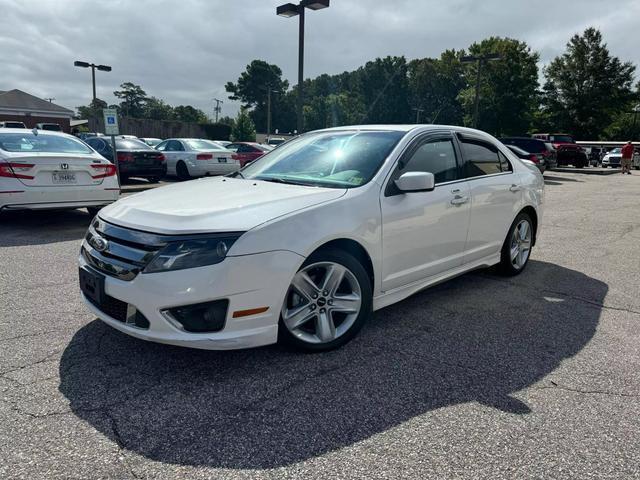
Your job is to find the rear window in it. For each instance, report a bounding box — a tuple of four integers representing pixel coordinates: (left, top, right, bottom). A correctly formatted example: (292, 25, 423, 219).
(254, 144, 272, 152)
(550, 135, 574, 143)
(0, 133, 93, 153)
(501, 138, 545, 153)
(186, 140, 226, 151)
(115, 139, 153, 150)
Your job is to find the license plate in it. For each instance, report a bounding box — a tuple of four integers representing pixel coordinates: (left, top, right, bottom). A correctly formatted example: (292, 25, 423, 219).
(217, 157, 227, 163)
(79, 267, 105, 305)
(52, 172, 77, 184)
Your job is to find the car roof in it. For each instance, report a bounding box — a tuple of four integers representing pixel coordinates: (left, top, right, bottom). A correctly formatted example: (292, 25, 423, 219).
(0, 127, 72, 137)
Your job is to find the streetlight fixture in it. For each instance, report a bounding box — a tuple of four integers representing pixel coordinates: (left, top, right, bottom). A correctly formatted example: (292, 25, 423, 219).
(460, 53, 502, 129)
(277, 0, 330, 134)
(73, 60, 112, 103)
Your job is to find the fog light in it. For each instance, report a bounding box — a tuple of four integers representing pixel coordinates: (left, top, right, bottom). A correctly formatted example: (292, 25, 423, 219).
(165, 300, 228, 333)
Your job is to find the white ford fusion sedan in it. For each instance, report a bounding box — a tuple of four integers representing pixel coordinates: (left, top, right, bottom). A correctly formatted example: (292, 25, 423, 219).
(79, 125, 544, 352)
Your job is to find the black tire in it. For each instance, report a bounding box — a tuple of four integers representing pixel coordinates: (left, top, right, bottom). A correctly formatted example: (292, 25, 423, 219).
(120, 174, 129, 183)
(498, 212, 534, 276)
(176, 162, 191, 181)
(278, 248, 373, 352)
(148, 176, 161, 184)
(86, 206, 102, 217)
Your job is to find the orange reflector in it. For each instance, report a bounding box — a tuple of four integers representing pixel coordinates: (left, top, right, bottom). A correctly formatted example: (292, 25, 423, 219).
(232, 307, 269, 318)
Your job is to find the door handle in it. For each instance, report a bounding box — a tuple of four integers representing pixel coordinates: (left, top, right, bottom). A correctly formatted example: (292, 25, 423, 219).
(509, 184, 521, 192)
(450, 195, 469, 206)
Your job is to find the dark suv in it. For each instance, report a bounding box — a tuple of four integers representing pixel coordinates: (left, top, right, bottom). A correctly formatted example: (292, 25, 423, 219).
(499, 137, 557, 170)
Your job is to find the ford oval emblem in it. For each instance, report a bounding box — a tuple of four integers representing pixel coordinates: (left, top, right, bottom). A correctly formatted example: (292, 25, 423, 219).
(92, 235, 108, 252)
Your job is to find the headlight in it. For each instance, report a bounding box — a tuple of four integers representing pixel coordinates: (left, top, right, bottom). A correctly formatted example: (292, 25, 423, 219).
(144, 234, 242, 273)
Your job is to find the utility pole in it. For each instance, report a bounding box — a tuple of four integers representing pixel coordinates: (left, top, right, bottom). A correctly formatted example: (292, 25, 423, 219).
(213, 98, 223, 123)
(412, 107, 425, 124)
(460, 53, 502, 129)
(267, 88, 272, 136)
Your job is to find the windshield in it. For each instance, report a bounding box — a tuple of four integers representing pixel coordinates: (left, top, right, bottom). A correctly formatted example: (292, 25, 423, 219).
(610, 148, 622, 154)
(0, 133, 93, 153)
(240, 130, 405, 188)
(186, 139, 227, 151)
(550, 135, 574, 143)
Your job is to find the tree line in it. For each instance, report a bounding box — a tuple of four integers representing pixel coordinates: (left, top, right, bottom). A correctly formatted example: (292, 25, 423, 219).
(77, 82, 211, 124)
(226, 27, 639, 140)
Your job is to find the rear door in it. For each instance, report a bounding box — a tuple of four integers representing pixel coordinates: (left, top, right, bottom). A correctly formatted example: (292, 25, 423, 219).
(455, 133, 522, 264)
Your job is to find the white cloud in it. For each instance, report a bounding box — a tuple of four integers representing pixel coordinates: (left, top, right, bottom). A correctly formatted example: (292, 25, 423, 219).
(1, 0, 637, 118)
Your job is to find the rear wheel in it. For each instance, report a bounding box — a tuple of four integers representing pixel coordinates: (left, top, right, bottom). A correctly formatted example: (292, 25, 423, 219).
(279, 248, 372, 352)
(148, 176, 161, 183)
(176, 162, 190, 181)
(499, 212, 533, 276)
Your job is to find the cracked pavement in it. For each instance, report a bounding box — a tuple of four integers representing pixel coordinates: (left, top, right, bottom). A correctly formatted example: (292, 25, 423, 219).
(1, 172, 639, 479)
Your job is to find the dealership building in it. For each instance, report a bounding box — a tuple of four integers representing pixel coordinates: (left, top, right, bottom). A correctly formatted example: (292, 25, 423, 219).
(0, 89, 74, 132)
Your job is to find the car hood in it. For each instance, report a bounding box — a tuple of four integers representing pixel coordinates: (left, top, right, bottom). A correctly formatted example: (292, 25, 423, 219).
(98, 176, 347, 234)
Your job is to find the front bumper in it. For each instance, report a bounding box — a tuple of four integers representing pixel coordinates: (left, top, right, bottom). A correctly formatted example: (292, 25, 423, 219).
(79, 249, 304, 350)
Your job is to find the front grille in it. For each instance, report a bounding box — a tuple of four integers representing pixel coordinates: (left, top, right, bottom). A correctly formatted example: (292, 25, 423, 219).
(82, 218, 167, 281)
(86, 292, 150, 329)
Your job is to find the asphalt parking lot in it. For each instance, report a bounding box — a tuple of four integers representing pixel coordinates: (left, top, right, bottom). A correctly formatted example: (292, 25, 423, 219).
(1, 172, 639, 479)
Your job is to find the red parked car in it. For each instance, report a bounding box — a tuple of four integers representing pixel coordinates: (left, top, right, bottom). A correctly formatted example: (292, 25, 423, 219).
(225, 142, 272, 167)
(531, 133, 587, 168)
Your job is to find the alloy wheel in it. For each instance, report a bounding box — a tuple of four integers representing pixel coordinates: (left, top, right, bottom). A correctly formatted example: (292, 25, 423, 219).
(282, 262, 362, 345)
(510, 219, 532, 270)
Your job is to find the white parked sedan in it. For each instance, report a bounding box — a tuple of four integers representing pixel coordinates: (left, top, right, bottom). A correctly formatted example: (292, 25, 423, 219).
(0, 129, 119, 215)
(79, 125, 544, 352)
(155, 138, 237, 180)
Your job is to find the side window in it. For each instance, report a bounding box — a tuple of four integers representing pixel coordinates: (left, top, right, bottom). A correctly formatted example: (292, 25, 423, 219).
(156, 141, 168, 151)
(397, 138, 459, 184)
(237, 145, 250, 153)
(459, 137, 502, 177)
(498, 151, 513, 172)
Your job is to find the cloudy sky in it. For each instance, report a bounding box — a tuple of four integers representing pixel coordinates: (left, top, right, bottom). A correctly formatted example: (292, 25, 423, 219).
(2, 0, 638, 118)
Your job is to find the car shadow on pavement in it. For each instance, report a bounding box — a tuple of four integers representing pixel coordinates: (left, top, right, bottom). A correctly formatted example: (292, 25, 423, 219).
(0, 209, 92, 247)
(59, 260, 606, 469)
(544, 174, 585, 186)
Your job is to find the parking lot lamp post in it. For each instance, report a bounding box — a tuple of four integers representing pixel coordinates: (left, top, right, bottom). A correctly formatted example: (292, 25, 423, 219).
(74, 61, 112, 133)
(460, 53, 501, 129)
(632, 104, 640, 140)
(277, 0, 330, 134)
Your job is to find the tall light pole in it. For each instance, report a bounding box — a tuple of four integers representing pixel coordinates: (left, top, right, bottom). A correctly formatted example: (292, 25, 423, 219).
(412, 107, 425, 124)
(213, 98, 223, 123)
(460, 53, 501, 129)
(277, 0, 330, 135)
(73, 61, 112, 103)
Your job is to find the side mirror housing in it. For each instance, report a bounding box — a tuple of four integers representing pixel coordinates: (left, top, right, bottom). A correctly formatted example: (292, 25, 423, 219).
(394, 171, 435, 193)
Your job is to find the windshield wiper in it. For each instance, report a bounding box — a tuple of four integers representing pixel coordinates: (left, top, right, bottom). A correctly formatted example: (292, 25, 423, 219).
(228, 171, 244, 179)
(257, 177, 315, 187)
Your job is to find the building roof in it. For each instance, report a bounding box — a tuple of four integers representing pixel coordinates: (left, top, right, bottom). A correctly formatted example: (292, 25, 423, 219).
(0, 89, 73, 116)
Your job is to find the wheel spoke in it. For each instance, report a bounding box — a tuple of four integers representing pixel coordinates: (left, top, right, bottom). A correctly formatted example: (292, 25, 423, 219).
(519, 222, 530, 241)
(283, 304, 316, 330)
(322, 264, 345, 295)
(521, 239, 531, 250)
(510, 245, 520, 262)
(291, 271, 319, 300)
(315, 310, 336, 342)
(330, 294, 360, 314)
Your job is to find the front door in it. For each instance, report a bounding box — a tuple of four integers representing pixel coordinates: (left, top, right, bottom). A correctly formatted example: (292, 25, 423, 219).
(380, 133, 471, 292)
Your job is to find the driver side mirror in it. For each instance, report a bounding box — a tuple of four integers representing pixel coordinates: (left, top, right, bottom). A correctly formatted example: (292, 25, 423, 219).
(394, 171, 435, 193)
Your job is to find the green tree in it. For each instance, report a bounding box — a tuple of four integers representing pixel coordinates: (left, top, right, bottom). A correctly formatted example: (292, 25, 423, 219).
(408, 50, 465, 125)
(217, 115, 236, 127)
(76, 98, 107, 119)
(542, 27, 636, 139)
(144, 96, 174, 121)
(355, 56, 411, 124)
(231, 109, 256, 141)
(225, 60, 289, 132)
(113, 82, 148, 118)
(458, 37, 539, 135)
(173, 105, 209, 123)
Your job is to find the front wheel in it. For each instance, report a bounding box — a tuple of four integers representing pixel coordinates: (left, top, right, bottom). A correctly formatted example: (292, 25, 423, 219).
(86, 206, 102, 217)
(176, 162, 191, 181)
(499, 213, 533, 276)
(279, 249, 372, 352)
